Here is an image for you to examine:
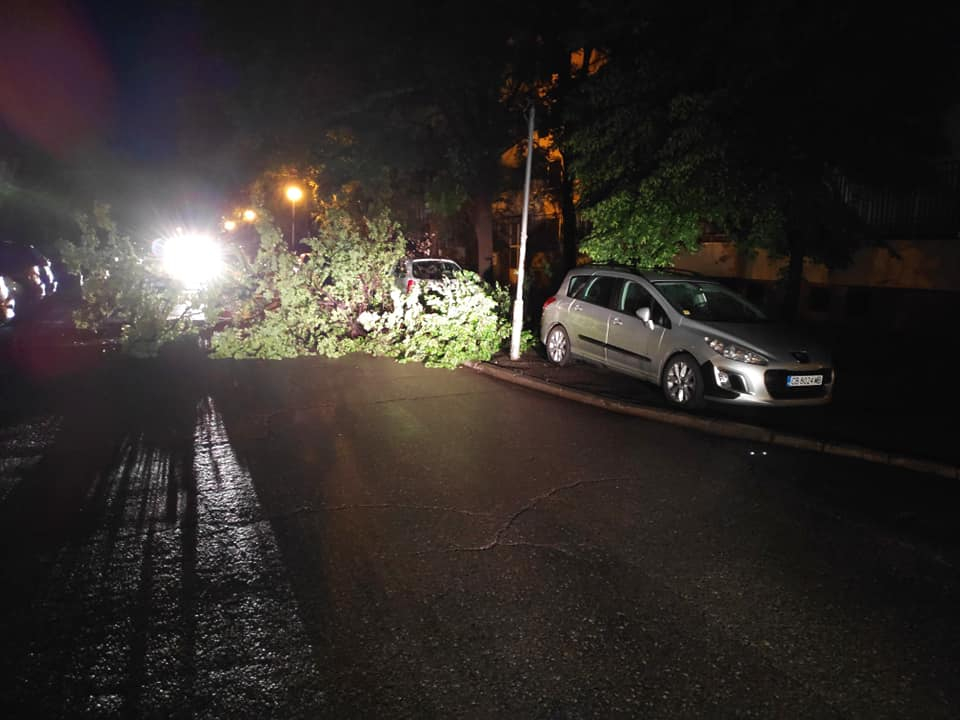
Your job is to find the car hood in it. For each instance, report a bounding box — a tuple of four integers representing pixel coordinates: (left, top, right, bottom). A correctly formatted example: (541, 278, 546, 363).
(682, 320, 832, 365)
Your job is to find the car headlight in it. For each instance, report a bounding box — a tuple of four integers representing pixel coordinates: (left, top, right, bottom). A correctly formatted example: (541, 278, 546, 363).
(705, 336, 767, 365)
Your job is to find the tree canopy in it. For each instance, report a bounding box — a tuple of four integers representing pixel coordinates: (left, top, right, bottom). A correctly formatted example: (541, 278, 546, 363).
(6, 0, 959, 317)
(563, 1, 960, 310)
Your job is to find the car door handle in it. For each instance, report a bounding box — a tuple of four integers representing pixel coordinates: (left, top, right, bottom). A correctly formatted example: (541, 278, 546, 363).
(611, 317, 623, 326)
(572, 303, 583, 312)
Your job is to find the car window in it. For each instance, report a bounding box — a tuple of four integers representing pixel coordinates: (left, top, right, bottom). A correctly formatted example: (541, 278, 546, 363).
(566, 275, 590, 298)
(576, 275, 622, 308)
(616, 281, 651, 315)
(616, 281, 672, 328)
(438, 261, 461, 278)
(411, 260, 460, 280)
(654, 281, 767, 323)
(651, 301, 671, 328)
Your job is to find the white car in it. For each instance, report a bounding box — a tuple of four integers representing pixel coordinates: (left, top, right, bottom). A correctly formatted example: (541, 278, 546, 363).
(394, 258, 462, 293)
(540, 265, 835, 409)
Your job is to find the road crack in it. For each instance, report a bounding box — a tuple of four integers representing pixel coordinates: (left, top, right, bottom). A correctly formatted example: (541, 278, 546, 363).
(187, 477, 632, 557)
(282, 502, 495, 520)
(458, 475, 632, 553)
(372, 391, 480, 405)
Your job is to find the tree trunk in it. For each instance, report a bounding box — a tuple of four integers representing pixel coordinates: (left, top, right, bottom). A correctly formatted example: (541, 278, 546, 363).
(554, 42, 596, 272)
(471, 195, 494, 282)
(558, 159, 579, 271)
(781, 235, 805, 322)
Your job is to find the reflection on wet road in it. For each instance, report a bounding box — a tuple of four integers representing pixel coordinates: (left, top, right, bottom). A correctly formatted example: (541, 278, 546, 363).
(1, 398, 324, 719)
(0, 415, 60, 503)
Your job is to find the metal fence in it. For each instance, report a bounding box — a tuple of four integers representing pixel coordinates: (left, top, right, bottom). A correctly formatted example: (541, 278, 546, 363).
(837, 159, 960, 239)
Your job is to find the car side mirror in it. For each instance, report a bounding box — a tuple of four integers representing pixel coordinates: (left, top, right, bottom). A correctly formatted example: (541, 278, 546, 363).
(635, 306, 656, 330)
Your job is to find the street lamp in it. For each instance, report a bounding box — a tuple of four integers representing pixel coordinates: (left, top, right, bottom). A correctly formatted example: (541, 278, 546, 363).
(285, 185, 303, 250)
(242, 209, 257, 223)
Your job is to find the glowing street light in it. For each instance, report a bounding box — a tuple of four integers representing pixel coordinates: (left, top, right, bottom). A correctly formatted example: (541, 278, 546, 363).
(223, 219, 237, 232)
(285, 185, 303, 250)
(242, 209, 257, 222)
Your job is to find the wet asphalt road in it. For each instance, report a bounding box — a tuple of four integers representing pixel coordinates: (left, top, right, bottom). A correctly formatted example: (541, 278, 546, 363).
(1, 352, 959, 718)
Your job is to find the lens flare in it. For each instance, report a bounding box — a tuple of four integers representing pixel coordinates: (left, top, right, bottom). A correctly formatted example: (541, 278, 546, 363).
(160, 232, 224, 289)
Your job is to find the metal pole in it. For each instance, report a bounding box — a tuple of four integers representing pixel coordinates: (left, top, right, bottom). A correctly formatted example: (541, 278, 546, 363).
(291, 201, 296, 251)
(510, 103, 536, 360)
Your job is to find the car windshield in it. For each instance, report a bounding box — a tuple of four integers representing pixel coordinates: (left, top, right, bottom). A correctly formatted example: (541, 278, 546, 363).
(654, 281, 768, 323)
(411, 260, 460, 280)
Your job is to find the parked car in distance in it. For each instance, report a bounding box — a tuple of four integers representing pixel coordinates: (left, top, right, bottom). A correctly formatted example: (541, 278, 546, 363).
(394, 257, 462, 293)
(0, 276, 13, 322)
(0, 240, 57, 322)
(540, 265, 835, 409)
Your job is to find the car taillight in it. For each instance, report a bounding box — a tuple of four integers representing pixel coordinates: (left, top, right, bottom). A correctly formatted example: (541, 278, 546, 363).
(542, 295, 557, 310)
(406, 279, 416, 293)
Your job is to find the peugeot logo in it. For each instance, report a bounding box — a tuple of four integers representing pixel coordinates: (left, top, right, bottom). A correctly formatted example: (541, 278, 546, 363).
(791, 351, 810, 364)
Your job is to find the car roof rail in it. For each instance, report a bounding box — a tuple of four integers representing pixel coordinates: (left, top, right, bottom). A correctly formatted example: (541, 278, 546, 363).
(636, 266, 701, 275)
(577, 262, 635, 272)
(577, 263, 705, 279)
(636, 266, 705, 278)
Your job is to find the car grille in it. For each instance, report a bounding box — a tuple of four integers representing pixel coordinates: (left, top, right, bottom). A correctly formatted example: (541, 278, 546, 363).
(764, 368, 833, 399)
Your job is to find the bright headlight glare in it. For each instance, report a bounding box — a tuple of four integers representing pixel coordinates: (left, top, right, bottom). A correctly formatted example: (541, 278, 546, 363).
(160, 233, 224, 289)
(705, 336, 767, 365)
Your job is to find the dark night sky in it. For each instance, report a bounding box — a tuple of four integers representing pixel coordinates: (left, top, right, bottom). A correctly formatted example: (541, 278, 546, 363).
(0, 0, 237, 236)
(2, 0, 959, 243)
(2, 0, 451, 235)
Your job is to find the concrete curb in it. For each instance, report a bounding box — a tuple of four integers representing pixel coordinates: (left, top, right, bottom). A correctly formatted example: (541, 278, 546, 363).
(464, 361, 960, 481)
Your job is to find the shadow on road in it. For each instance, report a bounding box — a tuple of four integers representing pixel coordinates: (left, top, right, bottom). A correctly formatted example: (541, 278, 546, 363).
(0, 345, 205, 717)
(205, 354, 425, 716)
(0, 344, 361, 717)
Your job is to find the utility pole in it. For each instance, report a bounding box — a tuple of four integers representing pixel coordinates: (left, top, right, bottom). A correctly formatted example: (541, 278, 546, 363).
(510, 103, 535, 360)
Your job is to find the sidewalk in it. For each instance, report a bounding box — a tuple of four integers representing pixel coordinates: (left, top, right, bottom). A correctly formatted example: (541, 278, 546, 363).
(468, 349, 959, 480)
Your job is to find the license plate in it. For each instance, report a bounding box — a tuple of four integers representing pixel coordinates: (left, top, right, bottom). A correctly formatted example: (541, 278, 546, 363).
(787, 374, 823, 387)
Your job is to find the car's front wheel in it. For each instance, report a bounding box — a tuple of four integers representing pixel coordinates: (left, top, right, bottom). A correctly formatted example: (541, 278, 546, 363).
(662, 353, 704, 409)
(545, 325, 572, 366)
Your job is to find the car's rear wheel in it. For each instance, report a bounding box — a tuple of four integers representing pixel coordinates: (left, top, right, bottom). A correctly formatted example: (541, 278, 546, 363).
(662, 353, 704, 409)
(545, 325, 572, 366)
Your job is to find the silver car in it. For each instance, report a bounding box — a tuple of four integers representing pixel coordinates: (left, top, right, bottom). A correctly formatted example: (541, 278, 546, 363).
(540, 265, 835, 409)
